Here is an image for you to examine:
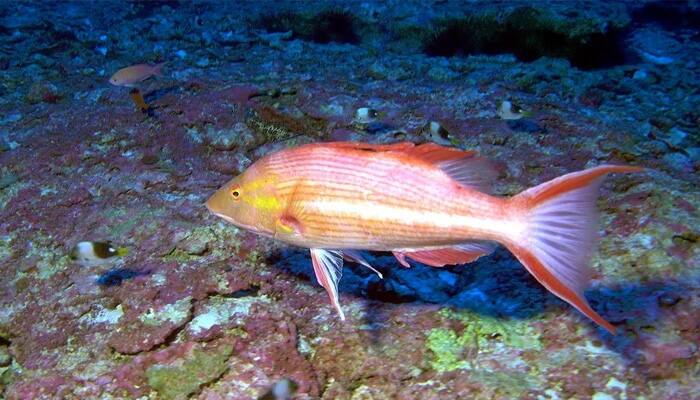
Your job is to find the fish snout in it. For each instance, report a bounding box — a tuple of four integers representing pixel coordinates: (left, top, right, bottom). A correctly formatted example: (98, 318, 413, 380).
(205, 188, 227, 216)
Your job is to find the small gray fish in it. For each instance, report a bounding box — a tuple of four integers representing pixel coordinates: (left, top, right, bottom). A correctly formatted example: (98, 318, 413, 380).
(354, 107, 379, 124)
(497, 100, 531, 120)
(258, 378, 298, 400)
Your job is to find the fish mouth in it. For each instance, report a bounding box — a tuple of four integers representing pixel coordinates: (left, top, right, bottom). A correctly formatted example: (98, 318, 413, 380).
(208, 210, 259, 232)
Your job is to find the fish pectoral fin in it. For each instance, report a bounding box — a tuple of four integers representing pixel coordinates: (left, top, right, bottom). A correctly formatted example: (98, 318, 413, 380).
(397, 242, 497, 267)
(341, 250, 383, 279)
(310, 249, 346, 320)
(276, 214, 303, 236)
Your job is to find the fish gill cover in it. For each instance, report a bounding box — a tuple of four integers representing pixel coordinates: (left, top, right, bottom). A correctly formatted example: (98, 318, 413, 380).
(0, 0, 699, 399)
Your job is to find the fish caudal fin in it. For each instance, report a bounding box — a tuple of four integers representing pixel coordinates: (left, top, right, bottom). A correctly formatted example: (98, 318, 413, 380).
(506, 165, 644, 334)
(153, 62, 166, 76)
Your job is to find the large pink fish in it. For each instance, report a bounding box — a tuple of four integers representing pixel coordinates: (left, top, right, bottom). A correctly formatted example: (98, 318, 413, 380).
(206, 141, 643, 333)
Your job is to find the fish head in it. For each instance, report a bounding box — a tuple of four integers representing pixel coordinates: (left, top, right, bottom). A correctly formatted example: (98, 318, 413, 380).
(205, 161, 281, 237)
(108, 73, 122, 86)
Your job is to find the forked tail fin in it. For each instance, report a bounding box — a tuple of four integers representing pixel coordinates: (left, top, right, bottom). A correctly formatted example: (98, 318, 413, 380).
(153, 62, 166, 76)
(505, 165, 644, 334)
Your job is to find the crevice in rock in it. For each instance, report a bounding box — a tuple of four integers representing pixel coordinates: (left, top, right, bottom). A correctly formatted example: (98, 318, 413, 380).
(256, 9, 360, 45)
(423, 7, 632, 70)
(631, 1, 700, 34)
(220, 285, 260, 299)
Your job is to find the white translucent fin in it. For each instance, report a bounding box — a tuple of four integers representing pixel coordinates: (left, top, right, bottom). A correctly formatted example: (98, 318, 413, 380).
(342, 250, 383, 279)
(310, 248, 345, 321)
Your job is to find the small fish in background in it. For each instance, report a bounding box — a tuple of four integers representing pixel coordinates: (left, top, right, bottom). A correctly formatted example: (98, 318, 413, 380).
(70, 241, 128, 267)
(353, 107, 379, 124)
(129, 88, 151, 114)
(258, 378, 298, 400)
(423, 121, 453, 146)
(109, 62, 165, 87)
(497, 100, 532, 120)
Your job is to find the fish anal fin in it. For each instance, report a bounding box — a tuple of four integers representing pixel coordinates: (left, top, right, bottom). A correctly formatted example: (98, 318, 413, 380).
(397, 242, 496, 267)
(310, 249, 345, 320)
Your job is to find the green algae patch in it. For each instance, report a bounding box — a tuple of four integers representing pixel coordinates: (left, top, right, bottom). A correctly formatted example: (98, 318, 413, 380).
(426, 328, 474, 372)
(441, 309, 542, 350)
(146, 343, 233, 400)
(139, 297, 192, 327)
(427, 325, 540, 396)
(427, 309, 542, 373)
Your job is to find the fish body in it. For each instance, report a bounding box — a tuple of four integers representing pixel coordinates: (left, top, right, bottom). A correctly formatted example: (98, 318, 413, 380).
(206, 141, 643, 333)
(70, 241, 129, 267)
(109, 63, 164, 87)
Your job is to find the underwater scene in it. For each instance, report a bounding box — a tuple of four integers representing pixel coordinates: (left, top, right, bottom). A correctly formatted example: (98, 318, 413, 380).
(0, 0, 699, 399)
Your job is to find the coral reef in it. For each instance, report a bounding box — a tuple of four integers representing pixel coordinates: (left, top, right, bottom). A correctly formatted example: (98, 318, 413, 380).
(0, 0, 699, 399)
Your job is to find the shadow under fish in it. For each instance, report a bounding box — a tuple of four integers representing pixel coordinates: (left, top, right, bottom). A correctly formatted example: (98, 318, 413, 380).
(97, 267, 151, 287)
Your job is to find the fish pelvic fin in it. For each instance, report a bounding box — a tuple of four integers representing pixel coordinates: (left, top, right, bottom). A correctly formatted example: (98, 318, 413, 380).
(505, 164, 644, 335)
(310, 249, 346, 321)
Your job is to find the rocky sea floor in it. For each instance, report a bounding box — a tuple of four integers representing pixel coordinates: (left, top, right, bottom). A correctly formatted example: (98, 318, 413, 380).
(1, 1, 699, 399)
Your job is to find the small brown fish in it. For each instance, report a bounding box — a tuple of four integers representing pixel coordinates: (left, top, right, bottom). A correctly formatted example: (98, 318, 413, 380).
(109, 63, 165, 87)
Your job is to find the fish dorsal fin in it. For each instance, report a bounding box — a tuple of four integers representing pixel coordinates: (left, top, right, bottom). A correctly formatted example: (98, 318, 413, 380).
(403, 143, 497, 194)
(325, 141, 497, 193)
(403, 142, 477, 164)
(323, 141, 415, 152)
(390, 143, 496, 193)
(437, 154, 498, 194)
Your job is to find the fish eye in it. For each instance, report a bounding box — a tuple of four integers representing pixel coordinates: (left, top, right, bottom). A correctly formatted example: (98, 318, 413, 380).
(231, 187, 241, 200)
